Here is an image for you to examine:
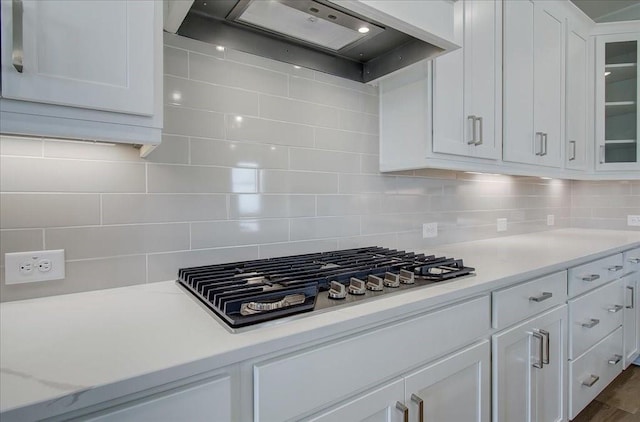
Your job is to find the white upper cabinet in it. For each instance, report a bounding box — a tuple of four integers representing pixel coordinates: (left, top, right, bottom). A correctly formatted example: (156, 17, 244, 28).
(0, 0, 163, 149)
(433, 0, 501, 160)
(566, 18, 589, 170)
(503, 0, 564, 168)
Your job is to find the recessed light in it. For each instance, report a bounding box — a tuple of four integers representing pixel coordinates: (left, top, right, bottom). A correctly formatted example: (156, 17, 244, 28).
(216, 45, 225, 52)
(172, 92, 182, 101)
(358, 26, 370, 34)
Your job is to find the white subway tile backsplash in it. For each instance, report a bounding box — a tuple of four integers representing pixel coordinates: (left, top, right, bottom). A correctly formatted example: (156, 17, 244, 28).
(316, 195, 380, 216)
(164, 46, 188, 78)
(258, 240, 338, 259)
(148, 164, 257, 194)
(144, 135, 190, 165)
(289, 148, 360, 173)
(314, 128, 378, 154)
(189, 52, 288, 96)
(0, 229, 43, 266)
(164, 76, 260, 116)
(0, 194, 100, 229)
(0, 135, 43, 157)
(164, 105, 225, 139)
(259, 170, 338, 194)
(164, 32, 225, 59)
(191, 219, 289, 249)
(360, 154, 380, 174)
(102, 194, 228, 224)
(313, 71, 378, 96)
(0, 156, 146, 193)
(289, 76, 362, 112)
(290, 216, 361, 240)
(338, 174, 395, 194)
(338, 109, 378, 134)
(225, 115, 314, 148)
(229, 194, 316, 219)
(225, 49, 316, 80)
(259, 95, 341, 129)
(46, 224, 190, 260)
(191, 138, 288, 169)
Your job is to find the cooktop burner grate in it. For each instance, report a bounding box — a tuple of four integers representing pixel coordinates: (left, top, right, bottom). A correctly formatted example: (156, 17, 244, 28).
(177, 247, 474, 330)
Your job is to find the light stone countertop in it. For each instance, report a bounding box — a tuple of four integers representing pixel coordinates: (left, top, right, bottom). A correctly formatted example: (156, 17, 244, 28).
(2, 228, 640, 420)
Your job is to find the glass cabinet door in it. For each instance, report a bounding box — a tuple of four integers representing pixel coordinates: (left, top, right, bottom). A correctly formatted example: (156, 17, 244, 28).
(596, 35, 640, 170)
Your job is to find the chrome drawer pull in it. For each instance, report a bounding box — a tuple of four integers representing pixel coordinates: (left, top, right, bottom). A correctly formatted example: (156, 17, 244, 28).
(540, 329, 550, 365)
(628, 258, 640, 264)
(582, 374, 599, 387)
(396, 401, 409, 422)
(581, 274, 600, 282)
(532, 330, 544, 369)
(608, 354, 622, 365)
(411, 394, 424, 422)
(467, 115, 477, 145)
(581, 318, 600, 329)
(607, 265, 624, 272)
(608, 304, 623, 313)
(628, 286, 635, 309)
(529, 292, 553, 302)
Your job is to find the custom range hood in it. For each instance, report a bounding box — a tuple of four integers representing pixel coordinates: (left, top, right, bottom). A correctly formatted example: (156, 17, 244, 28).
(172, 0, 459, 83)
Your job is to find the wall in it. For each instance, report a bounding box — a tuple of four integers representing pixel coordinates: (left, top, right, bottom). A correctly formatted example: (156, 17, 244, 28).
(571, 180, 640, 229)
(0, 33, 575, 301)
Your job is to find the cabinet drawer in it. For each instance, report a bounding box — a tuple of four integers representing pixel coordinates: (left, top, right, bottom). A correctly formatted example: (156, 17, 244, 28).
(568, 254, 624, 297)
(569, 327, 623, 420)
(569, 278, 625, 359)
(492, 271, 567, 329)
(624, 247, 640, 273)
(254, 296, 490, 422)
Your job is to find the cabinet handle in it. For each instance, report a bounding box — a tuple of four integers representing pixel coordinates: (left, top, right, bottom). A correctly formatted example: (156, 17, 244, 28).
(599, 145, 605, 164)
(535, 132, 545, 156)
(581, 274, 600, 282)
(411, 394, 424, 422)
(581, 318, 600, 329)
(540, 329, 550, 365)
(532, 330, 544, 369)
(467, 116, 477, 145)
(608, 354, 622, 365)
(396, 401, 409, 422)
(569, 140, 576, 161)
(608, 304, 623, 313)
(582, 374, 599, 387)
(542, 133, 548, 156)
(475, 117, 483, 146)
(12, 0, 24, 73)
(628, 286, 635, 309)
(607, 265, 624, 272)
(628, 258, 640, 264)
(529, 292, 553, 302)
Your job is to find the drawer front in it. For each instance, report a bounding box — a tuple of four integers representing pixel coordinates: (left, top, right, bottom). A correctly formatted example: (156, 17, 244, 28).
(624, 247, 640, 273)
(569, 278, 624, 359)
(492, 271, 567, 329)
(569, 327, 623, 420)
(568, 254, 624, 297)
(254, 296, 490, 422)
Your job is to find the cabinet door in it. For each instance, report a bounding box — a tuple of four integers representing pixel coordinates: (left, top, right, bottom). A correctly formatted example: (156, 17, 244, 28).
(624, 275, 639, 368)
(1, 0, 155, 116)
(595, 34, 640, 171)
(566, 23, 588, 170)
(433, 0, 500, 160)
(305, 379, 405, 422)
(405, 340, 490, 422)
(493, 305, 567, 422)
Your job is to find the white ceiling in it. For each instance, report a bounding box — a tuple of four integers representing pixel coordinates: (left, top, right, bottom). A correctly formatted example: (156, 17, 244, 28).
(571, 0, 640, 22)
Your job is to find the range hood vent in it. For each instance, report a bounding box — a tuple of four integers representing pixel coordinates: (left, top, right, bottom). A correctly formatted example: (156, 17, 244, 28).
(177, 0, 448, 83)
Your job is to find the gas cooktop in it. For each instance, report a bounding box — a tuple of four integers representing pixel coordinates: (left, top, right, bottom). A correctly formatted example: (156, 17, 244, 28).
(177, 247, 474, 332)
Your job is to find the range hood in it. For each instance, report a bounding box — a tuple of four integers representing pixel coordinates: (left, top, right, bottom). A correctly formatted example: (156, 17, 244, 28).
(171, 0, 459, 83)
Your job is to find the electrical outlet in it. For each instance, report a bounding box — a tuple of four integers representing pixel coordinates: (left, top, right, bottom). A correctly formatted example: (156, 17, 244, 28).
(547, 214, 555, 226)
(4, 250, 65, 285)
(628, 215, 640, 227)
(497, 218, 508, 232)
(423, 222, 438, 238)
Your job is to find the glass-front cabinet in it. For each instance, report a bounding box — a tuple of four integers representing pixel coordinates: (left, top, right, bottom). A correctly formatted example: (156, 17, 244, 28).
(596, 34, 640, 170)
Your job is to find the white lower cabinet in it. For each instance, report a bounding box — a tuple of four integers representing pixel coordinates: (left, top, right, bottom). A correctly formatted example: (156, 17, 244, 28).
(493, 305, 567, 422)
(624, 274, 639, 367)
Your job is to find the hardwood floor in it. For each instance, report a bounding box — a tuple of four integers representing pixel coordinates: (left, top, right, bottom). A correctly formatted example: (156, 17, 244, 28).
(573, 364, 640, 421)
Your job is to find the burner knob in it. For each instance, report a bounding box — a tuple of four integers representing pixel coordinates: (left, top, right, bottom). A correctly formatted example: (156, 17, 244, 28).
(383, 272, 400, 288)
(399, 269, 415, 285)
(367, 274, 384, 291)
(348, 277, 366, 295)
(328, 280, 347, 300)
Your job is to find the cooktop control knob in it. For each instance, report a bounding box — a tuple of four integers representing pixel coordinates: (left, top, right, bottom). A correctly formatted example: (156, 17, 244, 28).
(348, 277, 366, 295)
(328, 280, 347, 299)
(399, 269, 415, 284)
(383, 272, 400, 288)
(366, 274, 384, 291)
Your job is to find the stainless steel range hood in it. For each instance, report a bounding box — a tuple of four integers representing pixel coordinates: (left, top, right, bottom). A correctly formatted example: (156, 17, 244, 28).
(172, 0, 458, 83)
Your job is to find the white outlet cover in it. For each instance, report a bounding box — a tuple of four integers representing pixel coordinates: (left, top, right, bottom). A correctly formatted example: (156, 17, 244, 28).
(497, 218, 508, 232)
(422, 222, 438, 238)
(628, 215, 640, 227)
(547, 214, 555, 226)
(4, 250, 65, 284)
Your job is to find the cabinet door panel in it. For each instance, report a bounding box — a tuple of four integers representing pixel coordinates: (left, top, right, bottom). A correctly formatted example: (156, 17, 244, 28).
(405, 340, 490, 422)
(1, 0, 155, 115)
(566, 27, 588, 170)
(624, 275, 639, 367)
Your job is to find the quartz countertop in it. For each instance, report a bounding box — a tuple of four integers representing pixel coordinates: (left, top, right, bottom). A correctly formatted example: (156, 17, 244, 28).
(2, 228, 640, 420)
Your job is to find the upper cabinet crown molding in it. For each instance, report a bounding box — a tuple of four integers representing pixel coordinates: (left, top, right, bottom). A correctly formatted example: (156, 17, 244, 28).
(0, 0, 163, 154)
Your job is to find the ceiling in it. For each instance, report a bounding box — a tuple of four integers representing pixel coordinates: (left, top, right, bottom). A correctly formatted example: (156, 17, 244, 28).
(570, 0, 640, 22)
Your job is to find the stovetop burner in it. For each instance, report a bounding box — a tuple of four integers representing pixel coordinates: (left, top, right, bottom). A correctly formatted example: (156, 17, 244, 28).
(177, 247, 474, 331)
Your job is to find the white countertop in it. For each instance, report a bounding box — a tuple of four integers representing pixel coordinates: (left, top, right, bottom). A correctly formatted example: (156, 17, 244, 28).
(2, 228, 640, 420)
